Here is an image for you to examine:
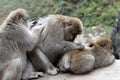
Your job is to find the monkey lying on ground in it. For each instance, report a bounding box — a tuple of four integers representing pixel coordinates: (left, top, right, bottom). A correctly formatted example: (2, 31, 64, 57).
(28, 15, 85, 75)
(0, 9, 44, 80)
(58, 37, 115, 74)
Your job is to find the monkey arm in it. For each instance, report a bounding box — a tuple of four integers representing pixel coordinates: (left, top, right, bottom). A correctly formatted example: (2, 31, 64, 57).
(5, 24, 43, 51)
(16, 23, 44, 51)
(34, 48, 58, 75)
(1, 8, 43, 51)
(59, 41, 85, 53)
(35, 48, 52, 68)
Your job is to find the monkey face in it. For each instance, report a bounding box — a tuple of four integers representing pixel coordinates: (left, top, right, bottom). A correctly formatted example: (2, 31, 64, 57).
(95, 37, 112, 51)
(63, 18, 83, 42)
(89, 37, 113, 53)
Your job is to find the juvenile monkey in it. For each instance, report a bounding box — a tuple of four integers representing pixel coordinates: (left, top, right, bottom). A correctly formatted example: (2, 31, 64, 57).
(58, 37, 115, 74)
(0, 9, 43, 80)
(28, 15, 84, 75)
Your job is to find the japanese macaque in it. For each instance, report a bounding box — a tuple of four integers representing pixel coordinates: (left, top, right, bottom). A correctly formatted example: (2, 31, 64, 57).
(28, 15, 84, 75)
(0, 9, 44, 80)
(58, 37, 115, 74)
(111, 10, 120, 59)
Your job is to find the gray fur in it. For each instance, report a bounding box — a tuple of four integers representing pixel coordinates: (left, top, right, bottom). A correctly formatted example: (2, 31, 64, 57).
(0, 9, 43, 80)
(28, 15, 84, 75)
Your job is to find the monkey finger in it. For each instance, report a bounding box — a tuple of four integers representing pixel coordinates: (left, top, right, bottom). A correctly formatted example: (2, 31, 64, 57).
(27, 72, 44, 79)
(55, 67, 60, 73)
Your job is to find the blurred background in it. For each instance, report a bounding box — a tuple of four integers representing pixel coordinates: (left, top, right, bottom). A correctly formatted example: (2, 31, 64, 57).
(0, 0, 120, 36)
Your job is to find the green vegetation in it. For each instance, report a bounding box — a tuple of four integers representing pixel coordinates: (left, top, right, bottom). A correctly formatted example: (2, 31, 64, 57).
(0, 0, 120, 27)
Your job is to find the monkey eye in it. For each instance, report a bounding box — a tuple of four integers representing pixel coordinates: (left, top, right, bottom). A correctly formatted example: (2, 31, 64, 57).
(66, 22, 72, 26)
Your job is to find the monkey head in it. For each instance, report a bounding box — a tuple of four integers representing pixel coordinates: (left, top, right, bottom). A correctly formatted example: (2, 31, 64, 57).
(89, 37, 112, 53)
(30, 14, 83, 43)
(64, 18, 83, 42)
(62, 15, 83, 42)
(95, 37, 112, 50)
(4, 8, 29, 27)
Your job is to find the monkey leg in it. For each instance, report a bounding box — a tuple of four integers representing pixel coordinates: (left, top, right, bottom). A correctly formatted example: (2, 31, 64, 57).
(105, 54, 115, 66)
(22, 61, 44, 80)
(71, 54, 95, 74)
(95, 54, 115, 68)
(58, 54, 71, 72)
(2, 58, 22, 80)
(35, 48, 59, 75)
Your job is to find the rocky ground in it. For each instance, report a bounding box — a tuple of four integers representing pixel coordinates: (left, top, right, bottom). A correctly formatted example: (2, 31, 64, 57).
(36, 60, 120, 80)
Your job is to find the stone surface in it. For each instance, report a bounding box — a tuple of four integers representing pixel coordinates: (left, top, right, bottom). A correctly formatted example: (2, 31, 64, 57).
(35, 60, 120, 80)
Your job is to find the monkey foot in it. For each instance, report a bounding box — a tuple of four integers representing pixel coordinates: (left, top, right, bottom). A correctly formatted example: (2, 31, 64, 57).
(27, 72, 44, 80)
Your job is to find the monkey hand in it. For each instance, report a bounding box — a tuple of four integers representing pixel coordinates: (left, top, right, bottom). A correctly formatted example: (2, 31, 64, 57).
(75, 43, 85, 50)
(22, 72, 44, 80)
(29, 72, 44, 78)
(46, 67, 59, 75)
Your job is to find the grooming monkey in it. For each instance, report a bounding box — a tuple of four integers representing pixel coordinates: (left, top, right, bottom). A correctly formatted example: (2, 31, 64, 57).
(28, 15, 84, 75)
(0, 9, 44, 80)
(58, 37, 115, 74)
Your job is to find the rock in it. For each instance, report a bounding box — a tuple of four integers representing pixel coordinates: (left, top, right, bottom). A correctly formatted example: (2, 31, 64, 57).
(74, 26, 106, 48)
(36, 60, 120, 80)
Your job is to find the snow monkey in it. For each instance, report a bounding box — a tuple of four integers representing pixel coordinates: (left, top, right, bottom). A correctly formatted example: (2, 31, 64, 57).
(58, 37, 115, 74)
(0, 9, 44, 80)
(111, 10, 120, 59)
(28, 14, 84, 75)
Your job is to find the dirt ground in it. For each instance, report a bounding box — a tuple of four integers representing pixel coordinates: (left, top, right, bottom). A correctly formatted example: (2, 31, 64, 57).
(35, 60, 120, 80)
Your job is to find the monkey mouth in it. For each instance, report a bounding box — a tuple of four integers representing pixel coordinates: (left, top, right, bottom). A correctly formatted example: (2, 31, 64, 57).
(65, 31, 79, 42)
(70, 33, 77, 42)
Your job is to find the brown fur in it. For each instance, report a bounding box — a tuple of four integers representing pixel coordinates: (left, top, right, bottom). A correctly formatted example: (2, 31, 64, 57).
(58, 37, 115, 74)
